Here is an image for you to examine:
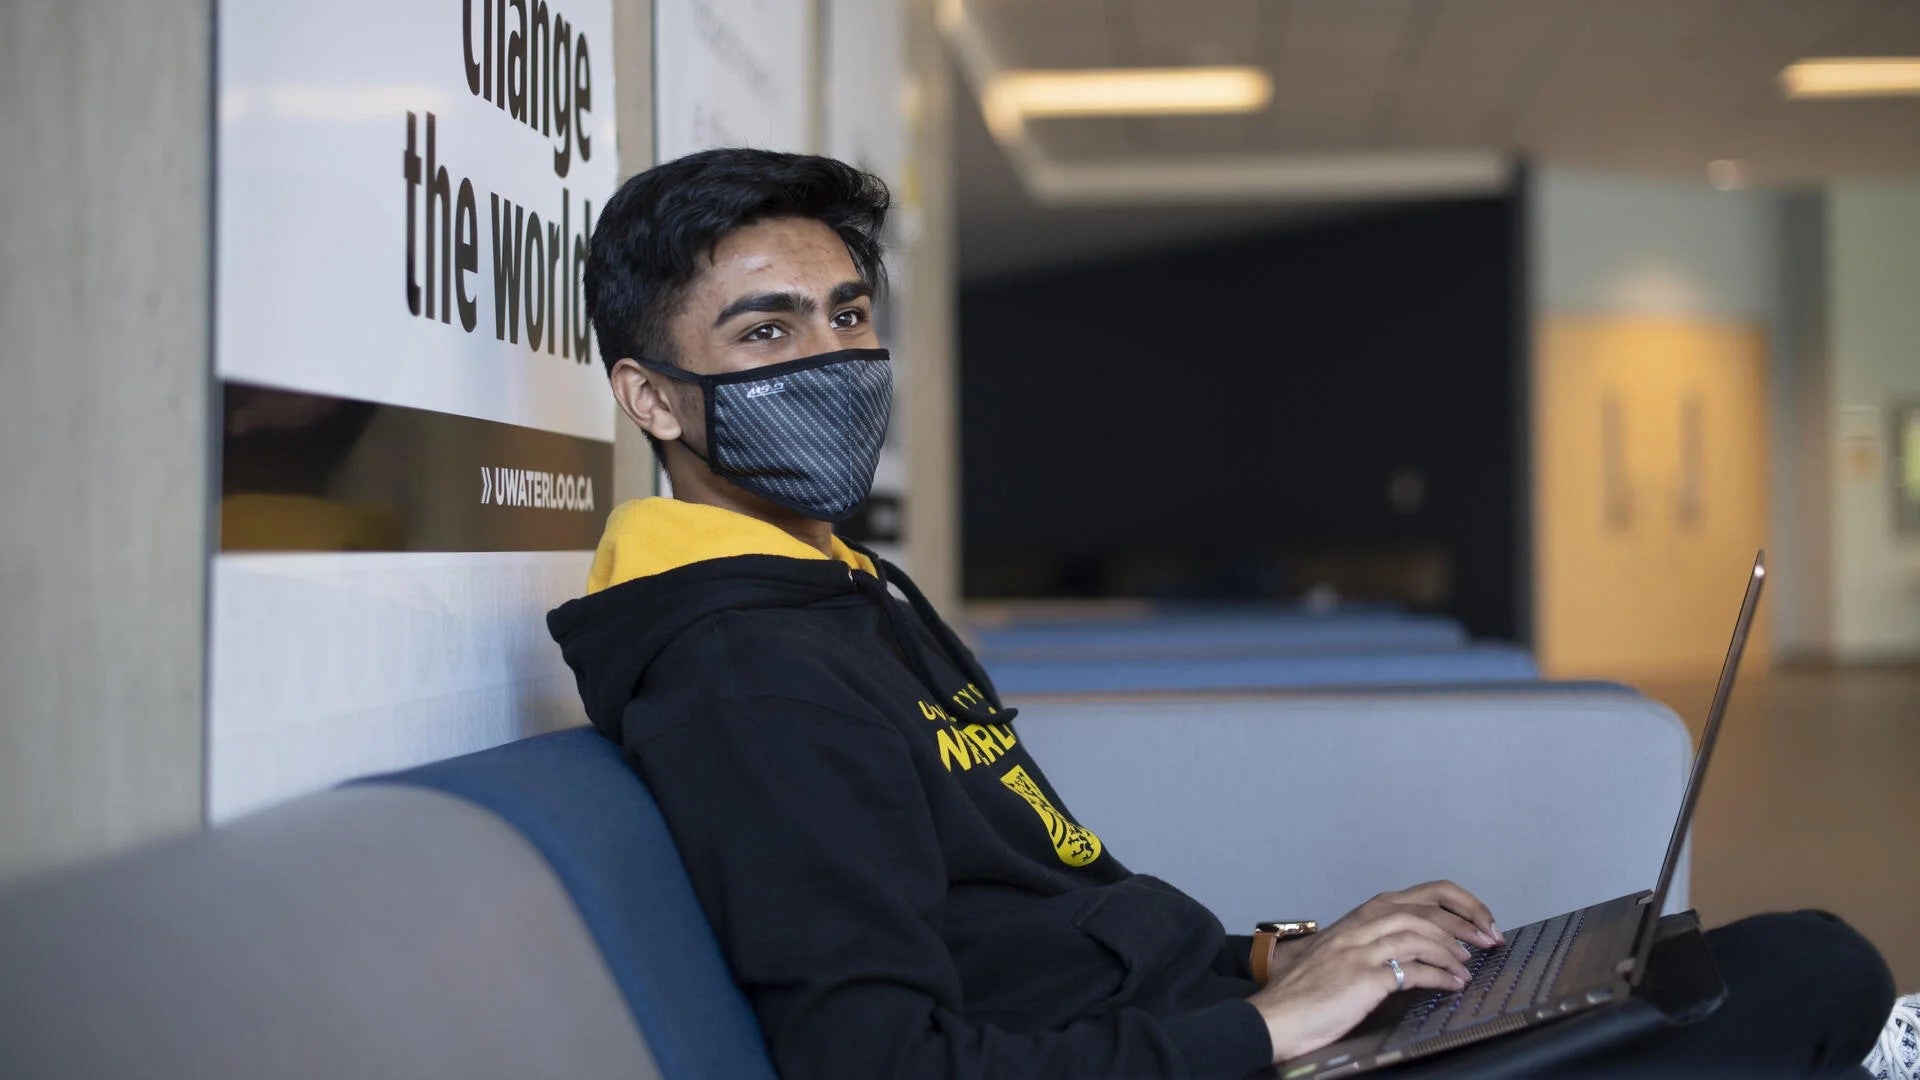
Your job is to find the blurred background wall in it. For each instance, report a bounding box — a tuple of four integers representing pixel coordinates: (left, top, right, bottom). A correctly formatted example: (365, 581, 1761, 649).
(944, 0, 1920, 675)
(1530, 169, 1778, 677)
(1826, 181, 1920, 661)
(961, 194, 1526, 639)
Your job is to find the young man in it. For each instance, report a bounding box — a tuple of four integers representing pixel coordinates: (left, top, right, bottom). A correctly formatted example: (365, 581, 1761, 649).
(549, 148, 1895, 1079)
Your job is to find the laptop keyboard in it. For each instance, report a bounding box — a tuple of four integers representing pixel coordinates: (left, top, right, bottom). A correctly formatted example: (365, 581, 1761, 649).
(1382, 907, 1589, 1051)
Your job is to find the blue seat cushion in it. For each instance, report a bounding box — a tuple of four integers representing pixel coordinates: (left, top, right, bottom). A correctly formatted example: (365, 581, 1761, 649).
(987, 643, 1540, 695)
(968, 612, 1467, 657)
(354, 727, 778, 1080)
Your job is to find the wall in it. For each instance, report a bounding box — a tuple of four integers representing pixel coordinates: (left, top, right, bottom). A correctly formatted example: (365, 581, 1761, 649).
(0, 0, 663, 882)
(959, 197, 1526, 639)
(1826, 182, 1920, 661)
(900, 0, 962, 614)
(203, 0, 646, 823)
(0, 0, 212, 885)
(1530, 168, 1780, 676)
(1533, 171, 1783, 322)
(1535, 171, 1920, 667)
(612, 1, 659, 506)
(1772, 194, 1831, 657)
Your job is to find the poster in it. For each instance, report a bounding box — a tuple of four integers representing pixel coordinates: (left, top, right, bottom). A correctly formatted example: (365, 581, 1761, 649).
(211, 0, 619, 821)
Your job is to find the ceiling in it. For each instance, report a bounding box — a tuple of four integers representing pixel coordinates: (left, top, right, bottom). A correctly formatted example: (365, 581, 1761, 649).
(953, 0, 1920, 279)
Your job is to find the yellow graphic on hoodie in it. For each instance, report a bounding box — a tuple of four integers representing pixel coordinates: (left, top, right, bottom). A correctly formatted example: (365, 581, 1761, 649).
(999, 765, 1103, 867)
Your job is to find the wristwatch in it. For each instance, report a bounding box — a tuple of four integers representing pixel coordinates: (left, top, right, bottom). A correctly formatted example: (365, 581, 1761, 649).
(1251, 919, 1319, 984)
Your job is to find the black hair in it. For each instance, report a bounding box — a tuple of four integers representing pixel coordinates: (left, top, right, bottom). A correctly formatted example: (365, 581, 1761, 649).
(586, 148, 892, 378)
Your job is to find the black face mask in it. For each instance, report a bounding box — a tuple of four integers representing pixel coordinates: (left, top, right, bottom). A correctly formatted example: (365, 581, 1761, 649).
(637, 348, 894, 522)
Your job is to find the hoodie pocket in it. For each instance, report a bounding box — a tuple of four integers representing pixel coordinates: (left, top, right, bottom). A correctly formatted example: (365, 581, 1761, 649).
(1070, 877, 1206, 1011)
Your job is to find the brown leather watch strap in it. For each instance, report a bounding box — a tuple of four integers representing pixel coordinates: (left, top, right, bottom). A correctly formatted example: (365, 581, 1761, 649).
(1251, 920, 1318, 984)
(1251, 931, 1280, 985)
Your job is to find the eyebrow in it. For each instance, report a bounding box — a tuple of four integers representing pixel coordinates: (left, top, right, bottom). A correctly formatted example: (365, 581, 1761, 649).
(712, 280, 873, 327)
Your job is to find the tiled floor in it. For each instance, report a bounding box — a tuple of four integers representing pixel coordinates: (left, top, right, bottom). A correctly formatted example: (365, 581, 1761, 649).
(1629, 662, 1920, 990)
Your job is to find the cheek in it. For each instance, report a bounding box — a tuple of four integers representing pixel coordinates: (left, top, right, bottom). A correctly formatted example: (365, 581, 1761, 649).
(653, 381, 703, 433)
(679, 385, 710, 433)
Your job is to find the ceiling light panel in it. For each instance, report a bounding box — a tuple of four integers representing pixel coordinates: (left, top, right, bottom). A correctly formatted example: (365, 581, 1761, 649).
(1781, 58, 1920, 99)
(986, 66, 1274, 119)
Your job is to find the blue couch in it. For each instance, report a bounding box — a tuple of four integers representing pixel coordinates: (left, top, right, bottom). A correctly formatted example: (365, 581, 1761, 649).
(0, 685, 1691, 1079)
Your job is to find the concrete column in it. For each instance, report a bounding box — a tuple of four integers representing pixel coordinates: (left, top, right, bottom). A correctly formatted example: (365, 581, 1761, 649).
(611, 0, 659, 505)
(902, 0, 961, 613)
(0, 0, 212, 885)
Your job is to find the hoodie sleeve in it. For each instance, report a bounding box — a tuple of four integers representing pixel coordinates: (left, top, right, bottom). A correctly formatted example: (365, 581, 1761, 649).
(630, 693, 1272, 1080)
(1219, 934, 1258, 982)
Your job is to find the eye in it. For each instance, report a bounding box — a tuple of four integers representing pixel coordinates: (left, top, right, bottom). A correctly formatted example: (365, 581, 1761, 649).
(831, 308, 868, 329)
(743, 322, 786, 342)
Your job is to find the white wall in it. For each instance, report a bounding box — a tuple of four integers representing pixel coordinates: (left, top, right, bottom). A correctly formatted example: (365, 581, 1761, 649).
(1826, 182, 1920, 661)
(1532, 169, 1784, 323)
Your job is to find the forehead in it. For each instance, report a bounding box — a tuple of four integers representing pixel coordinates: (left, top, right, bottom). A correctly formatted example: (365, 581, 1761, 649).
(693, 217, 858, 301)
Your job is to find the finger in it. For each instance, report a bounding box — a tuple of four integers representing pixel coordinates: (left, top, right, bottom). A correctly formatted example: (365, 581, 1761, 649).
(1367, 926, 1466, 983)
(1395, 960, 1466, 995)
(1345, 911, 1467, 958)
(1367, 933, 1466, 983)
(1410, 903, 1497, 951)
(1385, 958, 1466, 996)
(1406, 880, 1500, 942)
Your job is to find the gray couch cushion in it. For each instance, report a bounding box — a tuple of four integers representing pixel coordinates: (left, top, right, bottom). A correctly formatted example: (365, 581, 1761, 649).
(0, 784, 659, 1080)
(1016, 687, 1692, 933)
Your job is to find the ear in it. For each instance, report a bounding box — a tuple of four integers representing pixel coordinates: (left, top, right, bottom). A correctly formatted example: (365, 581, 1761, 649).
(609, 358, 684, 442)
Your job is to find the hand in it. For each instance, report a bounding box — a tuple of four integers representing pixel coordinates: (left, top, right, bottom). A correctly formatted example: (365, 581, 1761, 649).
(1249, 881, 1500, 1062)
(1260, 879, 1501, 985)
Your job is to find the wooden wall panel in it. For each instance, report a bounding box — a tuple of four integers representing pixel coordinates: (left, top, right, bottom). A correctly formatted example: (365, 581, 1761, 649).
(1534, 315, 1772, 677)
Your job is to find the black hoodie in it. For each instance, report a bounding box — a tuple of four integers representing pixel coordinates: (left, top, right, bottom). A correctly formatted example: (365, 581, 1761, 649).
(548, 503, 1271, 1079)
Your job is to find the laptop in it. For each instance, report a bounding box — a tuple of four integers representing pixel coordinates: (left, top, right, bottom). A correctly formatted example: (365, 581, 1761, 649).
(1276, 550, 1767, 1079)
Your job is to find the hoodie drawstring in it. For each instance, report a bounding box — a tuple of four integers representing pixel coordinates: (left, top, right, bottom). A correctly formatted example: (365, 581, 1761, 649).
(849, 560, 1017, 728)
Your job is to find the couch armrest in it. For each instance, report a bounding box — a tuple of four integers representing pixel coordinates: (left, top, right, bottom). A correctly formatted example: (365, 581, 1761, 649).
(1014, 686, 1691, 933)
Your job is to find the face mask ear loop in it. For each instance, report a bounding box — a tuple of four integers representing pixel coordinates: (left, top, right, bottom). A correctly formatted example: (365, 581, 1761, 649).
(633, 357, 720, 471)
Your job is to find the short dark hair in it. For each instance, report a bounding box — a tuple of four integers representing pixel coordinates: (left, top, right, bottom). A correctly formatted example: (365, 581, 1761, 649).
(586, 148, 892, 375)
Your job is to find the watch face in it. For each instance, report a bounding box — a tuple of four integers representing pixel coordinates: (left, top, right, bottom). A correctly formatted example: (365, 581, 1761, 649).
(1257, 920, 1318, 936)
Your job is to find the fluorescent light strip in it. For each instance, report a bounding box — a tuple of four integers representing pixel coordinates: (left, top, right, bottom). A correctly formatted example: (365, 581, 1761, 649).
(982, 67, 1271, 135)
(1780, 58, 1920, 99)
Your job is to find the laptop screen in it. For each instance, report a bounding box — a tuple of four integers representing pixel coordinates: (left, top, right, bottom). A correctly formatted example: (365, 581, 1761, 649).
(1631, 550, 1766, 980)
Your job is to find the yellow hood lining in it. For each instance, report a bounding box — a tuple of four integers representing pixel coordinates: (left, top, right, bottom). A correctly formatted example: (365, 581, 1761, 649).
(586, 497, 876, 594)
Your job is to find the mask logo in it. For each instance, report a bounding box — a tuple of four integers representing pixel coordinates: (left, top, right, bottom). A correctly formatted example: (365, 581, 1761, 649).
(635, 348, 892, 522)
(1000, 765, 1103, 867)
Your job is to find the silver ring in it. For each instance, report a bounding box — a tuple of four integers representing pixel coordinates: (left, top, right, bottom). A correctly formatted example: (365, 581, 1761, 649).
(1386, 957, 1406, 991)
